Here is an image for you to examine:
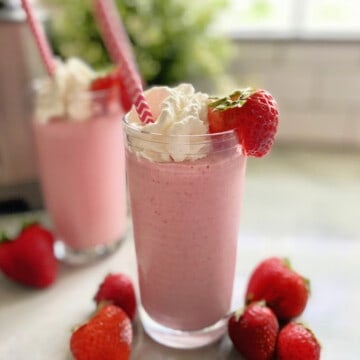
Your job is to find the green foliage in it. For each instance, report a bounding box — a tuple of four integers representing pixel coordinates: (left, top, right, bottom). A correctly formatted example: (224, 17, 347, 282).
(250, 0, 273, 20)
(44, 0, 232, 87)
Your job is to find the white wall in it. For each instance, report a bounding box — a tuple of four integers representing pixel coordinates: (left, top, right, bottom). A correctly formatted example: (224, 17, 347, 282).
(228, 39, 360, 148)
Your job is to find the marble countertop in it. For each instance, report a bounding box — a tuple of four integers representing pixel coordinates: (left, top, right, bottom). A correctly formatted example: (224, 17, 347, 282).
(1, 147, 359, 359)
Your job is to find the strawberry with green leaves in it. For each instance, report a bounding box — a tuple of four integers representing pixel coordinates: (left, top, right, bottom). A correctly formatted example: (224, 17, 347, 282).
(0, 223, 57, 288)
(208, 88, 279, 157)
(245, 257, 310, 322)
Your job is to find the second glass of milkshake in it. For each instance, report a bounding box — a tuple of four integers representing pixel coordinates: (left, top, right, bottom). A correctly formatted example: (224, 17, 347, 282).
(123, 84, 246, 348)
(33, 58, 127, 264)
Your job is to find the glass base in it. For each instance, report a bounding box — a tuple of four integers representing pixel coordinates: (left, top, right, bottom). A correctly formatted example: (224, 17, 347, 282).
(54, 237, 124, 265)
(139, 306, 227, 349)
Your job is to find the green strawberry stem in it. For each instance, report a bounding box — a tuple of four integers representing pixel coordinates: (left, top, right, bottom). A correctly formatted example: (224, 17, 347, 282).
(0, 231, 9, 243)
(283, 257, 291, 269)
(208, 88, 257, 111)
(234, 300, 267, 321)
(0, 220, 40, 244)
(283, 257, 311, 293)
(234, 307, 244, 322)
(21, 219, 38, 231)
(303, 277, 311, 294)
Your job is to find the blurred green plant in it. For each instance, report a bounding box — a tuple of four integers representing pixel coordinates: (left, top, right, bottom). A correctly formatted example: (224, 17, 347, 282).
(43, 0, 232, 87)
(249, 0, 273, 20)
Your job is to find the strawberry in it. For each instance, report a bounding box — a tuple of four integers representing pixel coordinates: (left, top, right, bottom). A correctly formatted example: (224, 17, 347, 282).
(90, 69, 133, 113)
(90, 72, 116, 91)
(245, 257, 310, 322)
(228, 302, 279, 360)
(0, 224, 57, 288)
(208, 88, 279, 157)
(276, 322, 321, 360)
(113, 68, 133, 113)
(21, 223, 55, 247)
(70, 304, 132, 360)
(94, 273, 136, 321)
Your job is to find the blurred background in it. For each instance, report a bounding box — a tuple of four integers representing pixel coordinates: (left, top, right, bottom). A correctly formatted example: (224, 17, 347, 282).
(0, 0, 359, 238)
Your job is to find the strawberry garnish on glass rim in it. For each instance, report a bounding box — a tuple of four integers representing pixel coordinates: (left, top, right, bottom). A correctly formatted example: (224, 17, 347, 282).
(90, 72, 116, 92)
(90, 68, 133, 113)
(208, 88, 279, 157)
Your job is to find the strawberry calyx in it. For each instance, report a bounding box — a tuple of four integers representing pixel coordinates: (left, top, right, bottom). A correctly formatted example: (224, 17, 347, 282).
(233, 300, 267, 321)
(283, 257, 311, 294)
(0, 221, 48, 242)
(283, 257, 292, 269)
(233, 307, 244, 322)
(208, 88, 256, 111)
(303, 277, 311, 294)
(96, 299, 114, 312)
(0, 232, 9, 243)
(21, 220, 39, 232)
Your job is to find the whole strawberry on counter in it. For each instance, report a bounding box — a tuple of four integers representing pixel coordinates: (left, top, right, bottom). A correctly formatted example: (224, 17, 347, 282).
(245, 257, 310, 322)
(70, 304, 132, 360)
(228, 302, 279, 360)
(276, 322, 321, 360)
(0, 223, 57, 288)
(208, 88, 279, 157)
(94, 273, 137, 321)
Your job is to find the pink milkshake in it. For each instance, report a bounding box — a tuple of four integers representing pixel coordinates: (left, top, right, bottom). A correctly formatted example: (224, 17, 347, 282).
(123, 85, 247, 348)
(33, 58, 127, 264)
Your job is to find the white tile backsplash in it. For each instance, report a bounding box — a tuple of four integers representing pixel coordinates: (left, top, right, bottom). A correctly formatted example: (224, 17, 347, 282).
(230, 39, 360, 147)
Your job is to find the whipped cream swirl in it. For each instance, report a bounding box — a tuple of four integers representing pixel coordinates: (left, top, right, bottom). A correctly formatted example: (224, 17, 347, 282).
(34, 57, 96, 123)
(127, 84, 210, 162)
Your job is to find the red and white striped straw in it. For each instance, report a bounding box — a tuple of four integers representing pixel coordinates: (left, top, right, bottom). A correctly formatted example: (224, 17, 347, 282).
(94, 0, 136, 67)
(93, 0, 154, 124)
(21, 0, 56, 76)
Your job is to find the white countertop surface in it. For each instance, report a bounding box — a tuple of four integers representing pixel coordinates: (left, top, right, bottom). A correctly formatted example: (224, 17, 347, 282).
(0, 214, 359, 360)
(1, 147, 359, 359)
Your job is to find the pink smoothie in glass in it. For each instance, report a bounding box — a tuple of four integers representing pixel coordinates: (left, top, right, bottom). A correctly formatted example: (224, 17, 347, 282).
(33, 114, 127, 251)
(126, 143, 246, 331)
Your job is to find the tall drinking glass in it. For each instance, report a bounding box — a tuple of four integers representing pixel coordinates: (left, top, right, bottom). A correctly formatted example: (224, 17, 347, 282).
(33, 88, 127, 264)
(123, 90, 247, 348)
